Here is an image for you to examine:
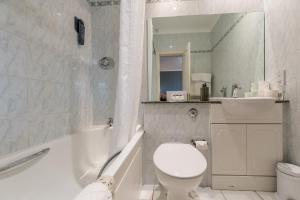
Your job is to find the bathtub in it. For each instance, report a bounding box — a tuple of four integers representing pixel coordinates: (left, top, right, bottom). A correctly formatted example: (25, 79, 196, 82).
(0, 125, 144, 200)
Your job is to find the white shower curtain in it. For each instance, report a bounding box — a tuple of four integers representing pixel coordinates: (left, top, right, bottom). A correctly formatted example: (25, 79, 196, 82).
(112, 0, 146, 153)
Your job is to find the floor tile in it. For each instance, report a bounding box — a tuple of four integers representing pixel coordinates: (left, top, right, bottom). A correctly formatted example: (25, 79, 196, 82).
(153, 190, 161, 200)
(196, 187, 226, 200)
(139, 187, 278, 200)
(222, 190, 261, 200)
(256, 192, 278, 200)
(139, 190, 153, 200)
(139, 185, 155, 200)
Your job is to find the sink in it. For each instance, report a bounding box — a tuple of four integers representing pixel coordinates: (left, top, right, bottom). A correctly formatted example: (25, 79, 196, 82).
(210, 97, 277, 101)
(210, 97, 282, 123)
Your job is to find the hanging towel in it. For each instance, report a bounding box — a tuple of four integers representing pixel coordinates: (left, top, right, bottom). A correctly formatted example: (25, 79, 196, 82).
(74, 182, 112, 200)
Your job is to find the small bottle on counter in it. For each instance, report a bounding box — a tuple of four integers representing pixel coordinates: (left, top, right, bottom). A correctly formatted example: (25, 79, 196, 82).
(200, 83, 209, 101)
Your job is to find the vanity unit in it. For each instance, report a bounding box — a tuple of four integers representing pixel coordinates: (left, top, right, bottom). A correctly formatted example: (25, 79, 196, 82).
(210, 99, 283, 191)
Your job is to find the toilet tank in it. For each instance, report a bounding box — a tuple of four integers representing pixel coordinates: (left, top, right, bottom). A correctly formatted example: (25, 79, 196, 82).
(276, 163, 300, 200)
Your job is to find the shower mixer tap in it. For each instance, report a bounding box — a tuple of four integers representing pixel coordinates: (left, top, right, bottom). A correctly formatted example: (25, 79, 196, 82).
(107, 117, 113, 127)
(220, 87, 227, 97)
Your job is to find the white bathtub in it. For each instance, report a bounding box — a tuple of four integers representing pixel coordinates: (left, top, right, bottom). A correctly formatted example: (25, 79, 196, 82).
(0, 126, 144, 200)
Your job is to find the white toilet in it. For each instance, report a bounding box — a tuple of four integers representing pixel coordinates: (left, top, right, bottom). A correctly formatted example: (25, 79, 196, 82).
(153, 143, 207, 200)
(276, 163, 300, 200)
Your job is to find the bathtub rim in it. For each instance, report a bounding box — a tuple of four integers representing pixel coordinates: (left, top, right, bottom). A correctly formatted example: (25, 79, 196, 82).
(102, 125, 145, 192)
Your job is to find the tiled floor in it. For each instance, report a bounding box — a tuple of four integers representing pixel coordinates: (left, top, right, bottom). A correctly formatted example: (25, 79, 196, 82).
(139, 186, 278, 200)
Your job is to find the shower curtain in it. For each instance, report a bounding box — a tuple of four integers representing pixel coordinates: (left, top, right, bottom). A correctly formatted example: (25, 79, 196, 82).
(112, 0, 146, 153)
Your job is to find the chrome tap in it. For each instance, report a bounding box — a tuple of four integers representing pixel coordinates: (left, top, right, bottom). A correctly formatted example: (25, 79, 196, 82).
(107, 117, 113, 127)
(220, 87, 227, 97)
(232, 84, 241, 98)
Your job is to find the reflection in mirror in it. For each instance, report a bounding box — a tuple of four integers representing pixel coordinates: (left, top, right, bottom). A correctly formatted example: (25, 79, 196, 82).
(159, 55, 183, 101)
(147, 12, 265, 101)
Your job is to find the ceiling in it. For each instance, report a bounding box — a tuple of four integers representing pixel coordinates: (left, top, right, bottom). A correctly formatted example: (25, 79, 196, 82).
(153, 15, 221, 35)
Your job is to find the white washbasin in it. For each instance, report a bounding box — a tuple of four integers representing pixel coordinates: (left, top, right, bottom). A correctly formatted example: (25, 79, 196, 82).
(210, 97, 279, 119)
(210, 97, 277, 101)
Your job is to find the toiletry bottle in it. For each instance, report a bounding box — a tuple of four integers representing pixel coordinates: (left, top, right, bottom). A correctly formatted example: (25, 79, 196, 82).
(200, 83, 209, 101)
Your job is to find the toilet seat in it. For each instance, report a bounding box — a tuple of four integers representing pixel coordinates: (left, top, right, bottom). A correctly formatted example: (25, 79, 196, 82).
(153, 143, 207, 179)
(277, 163, 300, 177)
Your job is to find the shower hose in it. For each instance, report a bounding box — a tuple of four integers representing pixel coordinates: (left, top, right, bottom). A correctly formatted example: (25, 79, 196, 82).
(96, 150, 122, 180)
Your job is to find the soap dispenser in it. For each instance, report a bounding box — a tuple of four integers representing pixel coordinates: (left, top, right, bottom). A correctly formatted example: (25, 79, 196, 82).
(200, 83, 209, 101)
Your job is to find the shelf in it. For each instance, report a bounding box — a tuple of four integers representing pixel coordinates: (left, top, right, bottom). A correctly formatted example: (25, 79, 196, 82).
(142, 99, 289, 104)
(141, 100, 222, 104)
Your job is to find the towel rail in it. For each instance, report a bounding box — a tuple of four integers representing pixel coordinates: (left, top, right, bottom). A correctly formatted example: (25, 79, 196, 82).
(0, 148, 50, 174)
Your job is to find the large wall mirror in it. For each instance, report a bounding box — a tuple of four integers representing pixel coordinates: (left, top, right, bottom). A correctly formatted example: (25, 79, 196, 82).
(147, 12, 265, 101)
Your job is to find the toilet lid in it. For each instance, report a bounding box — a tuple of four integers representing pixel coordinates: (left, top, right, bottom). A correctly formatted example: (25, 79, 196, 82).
(153, 143, 207, 179)
(277, 163, 300, 178)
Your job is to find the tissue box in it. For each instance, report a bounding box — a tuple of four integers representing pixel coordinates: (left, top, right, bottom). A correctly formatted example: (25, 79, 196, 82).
(166, 91, 187, 102)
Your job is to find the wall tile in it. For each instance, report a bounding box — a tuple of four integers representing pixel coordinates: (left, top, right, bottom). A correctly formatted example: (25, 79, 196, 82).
(143, 0, 265, 187)
(264, 0, 300, 165)
(143, 104, 211, 186)
(0, 76, 28, 118)
(90, 6, 120, 125)
(0, 0, 92, 156)
(211, 12, 264, 97)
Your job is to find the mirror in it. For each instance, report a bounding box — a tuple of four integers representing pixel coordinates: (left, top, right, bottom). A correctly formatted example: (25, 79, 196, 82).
(147, 12, 265, 101)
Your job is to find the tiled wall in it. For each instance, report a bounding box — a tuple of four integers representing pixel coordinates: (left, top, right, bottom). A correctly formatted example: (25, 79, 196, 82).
(154, 33, 212, 73)
(142, 0, 264, 187)
(0, 0, 92, 156)
(90, 5, 120, 125)
(264, 0, 300, 165)
(87, 0, 120, 7)
(211, 12, 265, 97)
(143, 104, 211, 186)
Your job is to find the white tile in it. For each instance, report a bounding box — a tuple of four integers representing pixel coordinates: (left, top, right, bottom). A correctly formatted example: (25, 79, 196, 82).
(197, 187, 225, 200)
(153, 190, 162, 200)
(265, 0, 300, 165)
(222, 190, 261, 200)
(139, 187, 279, 200)
(256, 192, 277, 200)
(143, 104, 210, 185)
(0, 76, 28, 118)
(139, 185, 162, 200)
(139, 190, 154, 200)
(0, 0, 93, 156)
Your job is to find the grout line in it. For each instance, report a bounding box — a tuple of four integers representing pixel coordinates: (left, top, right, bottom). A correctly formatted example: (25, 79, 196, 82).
(141, 187, 272, 200)
(221, 190, 229, 200)
(211, 13, 247, 51)
(256, 191, 265, 200)
(151, 184, 155, 200)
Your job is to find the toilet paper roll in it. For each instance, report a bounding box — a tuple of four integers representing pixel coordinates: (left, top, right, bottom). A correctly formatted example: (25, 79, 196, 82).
(195, 140, 208, 151)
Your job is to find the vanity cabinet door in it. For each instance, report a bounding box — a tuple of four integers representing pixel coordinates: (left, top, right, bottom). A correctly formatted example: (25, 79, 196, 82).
(247, 124, 283, 176)
(211, 124, 247, 175)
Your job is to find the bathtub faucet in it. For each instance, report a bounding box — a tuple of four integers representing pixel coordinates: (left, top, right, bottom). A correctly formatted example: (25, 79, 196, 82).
(107, 117, 113, 127)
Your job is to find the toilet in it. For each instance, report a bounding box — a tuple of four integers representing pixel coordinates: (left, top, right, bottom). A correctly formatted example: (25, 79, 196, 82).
(153, 143, 207, 200)
(276, 163, 300, 200)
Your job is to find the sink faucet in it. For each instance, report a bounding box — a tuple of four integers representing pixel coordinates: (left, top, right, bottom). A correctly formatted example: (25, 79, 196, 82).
(232, 84, 241, 98)
(220, 87, 227, 97)
(107, 117, 113, 127)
